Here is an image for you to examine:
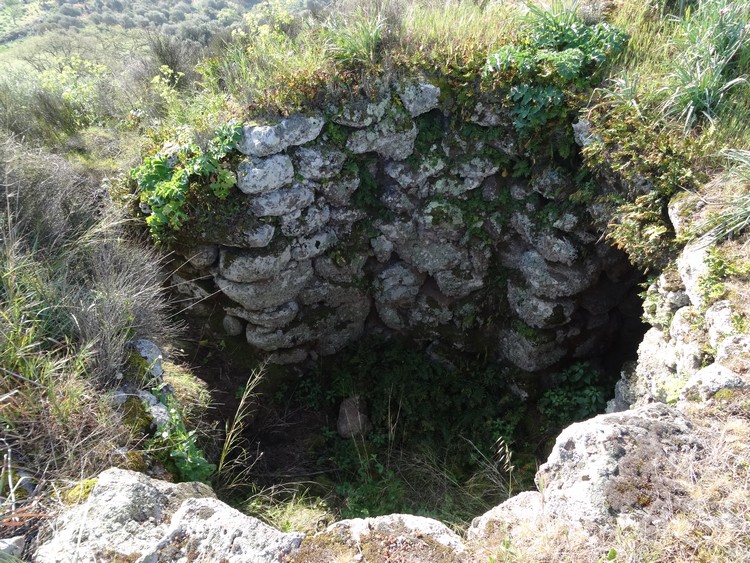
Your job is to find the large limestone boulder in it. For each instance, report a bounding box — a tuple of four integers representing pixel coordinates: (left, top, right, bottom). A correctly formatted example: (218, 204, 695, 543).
(35, 468, 303, 563)
(35, 468, 215, 562)
(536, 403, 698, 528)
(469, 404, 700, 550)
(138, 497, 303, 563)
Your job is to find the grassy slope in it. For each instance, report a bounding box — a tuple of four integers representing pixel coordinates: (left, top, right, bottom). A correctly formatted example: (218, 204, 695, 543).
(1, 0, 750, 558)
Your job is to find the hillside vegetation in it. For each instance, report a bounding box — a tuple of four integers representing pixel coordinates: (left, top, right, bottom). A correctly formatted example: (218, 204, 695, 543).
(1, 0, 750, 560)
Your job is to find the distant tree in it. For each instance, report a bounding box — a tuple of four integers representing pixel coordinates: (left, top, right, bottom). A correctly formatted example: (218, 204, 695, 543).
(4, 0, 23, 25)
(59, 4, 82, 17)
(145, 10, 167, 25)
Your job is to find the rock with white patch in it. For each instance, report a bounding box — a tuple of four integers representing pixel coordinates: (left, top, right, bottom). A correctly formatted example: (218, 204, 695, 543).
(237, 154, 294, 195)
(35, 468, 214, 563)
(238, 114, 324, 157)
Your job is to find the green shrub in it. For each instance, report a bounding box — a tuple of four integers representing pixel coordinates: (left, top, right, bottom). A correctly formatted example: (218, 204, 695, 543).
(131, 122, 241, 242)
(484, 1, 626, 155)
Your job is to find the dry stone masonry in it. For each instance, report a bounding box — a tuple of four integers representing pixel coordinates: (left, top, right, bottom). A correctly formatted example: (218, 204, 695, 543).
(174, 81, 639, 370)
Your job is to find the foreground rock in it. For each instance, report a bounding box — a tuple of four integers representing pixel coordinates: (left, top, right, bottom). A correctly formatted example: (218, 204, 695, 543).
(289, 514, 467, 563)
(469, 404, 699, 544)
(139, 497, 304, 563)
(35, 468, 302, 563)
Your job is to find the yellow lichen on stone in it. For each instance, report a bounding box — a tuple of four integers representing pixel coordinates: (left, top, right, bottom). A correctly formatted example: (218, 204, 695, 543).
(64, 478, 98, 505)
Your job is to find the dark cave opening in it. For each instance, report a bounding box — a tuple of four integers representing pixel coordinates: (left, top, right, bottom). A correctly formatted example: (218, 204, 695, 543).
(175, 247, 648, 523)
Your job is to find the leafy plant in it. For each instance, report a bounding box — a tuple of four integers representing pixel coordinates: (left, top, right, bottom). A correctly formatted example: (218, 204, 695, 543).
(697, 247, 750, 305)
(538, 362, 607, 430)
(149, 387, 215, 483)
(484, 0, 626, 153)
(131, 122, 241, 242)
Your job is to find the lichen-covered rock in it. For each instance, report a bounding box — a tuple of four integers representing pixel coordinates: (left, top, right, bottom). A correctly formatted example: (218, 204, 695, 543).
(677, 243, 709, 308)
(246, 322, 315, 351)
(138, 497, 303, 563)
(499, 328, 567, 371)
(238, 114, 324, 157)
(374, 262, 426, 330)
(237, 154, 294, 194)
(185, 244, 219, 269)
(627, 327, 681, 405)
(291, 229, 338, 260)
(226, 301, 300, 329)
(705, 300, 735, 349)
(239, 223, 277, 248)
(35, 468, 215, 563)
(419, 200, 466, 241)
(219, 246, 292, 283)
(332, 93, 390, 128)
(507, 282, 575, 328)
(249, 185, 315, 217)
(536, 403, 698, 528)
(384, 154, 446, 191)
(511, 212, 579, 266)
(290, 514, 466, 562)
(716, 334, 750, 368)
(346, 114, 418, 160)
(0, 536, 24, 558)
(468, 491, 544, 542)
(434, 268, 485, 299)
(222, 314, 245, 336)
(314, 253, 366, 283)
(398, 81, 441, 117)
(216, 260, 314, 310)
(318, 173, 360, 206)
(129, 339, 164, 379)
(517, 250, 600, 298)
(679, 363, 748, 402)
(468, 101, 507, 127)
(293, 143, 347, 180)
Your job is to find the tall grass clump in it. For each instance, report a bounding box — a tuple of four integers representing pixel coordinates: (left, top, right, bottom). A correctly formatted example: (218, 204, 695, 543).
(658, 0, 749, 133)
(201, 0, 330, 114)
(1, 132, 177, 528)
(324, 11, 385, 67)
(197, 0, 524, 116)
(697, 149, 750, 245)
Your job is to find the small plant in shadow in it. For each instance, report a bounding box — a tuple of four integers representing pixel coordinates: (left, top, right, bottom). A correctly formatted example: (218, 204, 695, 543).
(538, 362, 607, 430)
(213, 363, 266, 496)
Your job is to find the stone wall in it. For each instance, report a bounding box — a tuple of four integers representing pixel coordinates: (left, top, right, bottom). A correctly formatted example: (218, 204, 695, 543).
(173, 80, 638, 370)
